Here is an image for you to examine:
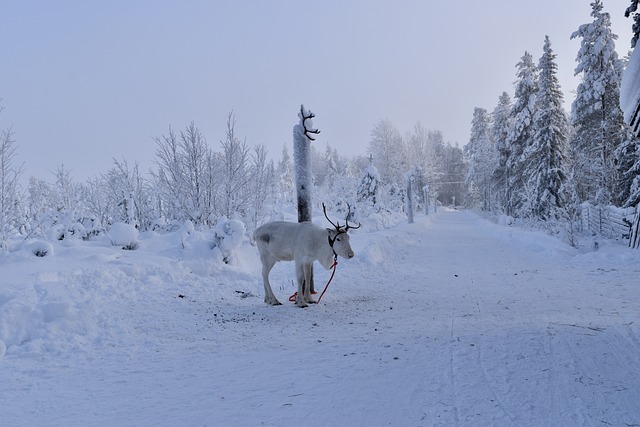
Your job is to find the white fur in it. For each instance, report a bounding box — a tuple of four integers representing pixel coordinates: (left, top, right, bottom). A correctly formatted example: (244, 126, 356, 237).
(253, 221, 355, 307)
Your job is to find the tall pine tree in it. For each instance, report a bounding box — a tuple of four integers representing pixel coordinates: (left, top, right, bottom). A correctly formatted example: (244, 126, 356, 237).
(525, 36, 569, 220)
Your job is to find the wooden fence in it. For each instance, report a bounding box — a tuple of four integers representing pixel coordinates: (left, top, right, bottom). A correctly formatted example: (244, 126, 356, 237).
(581, 203, 639, 248)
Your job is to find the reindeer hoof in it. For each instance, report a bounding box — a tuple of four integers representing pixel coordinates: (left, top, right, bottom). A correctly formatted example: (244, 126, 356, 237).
(265, 297, 282, 306)
(296, 301, 308, 308)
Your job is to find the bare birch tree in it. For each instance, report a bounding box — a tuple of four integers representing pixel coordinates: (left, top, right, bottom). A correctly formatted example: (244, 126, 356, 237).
(0, 126, 24, 247)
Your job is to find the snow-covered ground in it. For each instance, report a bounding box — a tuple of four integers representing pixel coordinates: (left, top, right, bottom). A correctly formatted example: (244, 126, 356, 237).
(1, 209, 640, 426)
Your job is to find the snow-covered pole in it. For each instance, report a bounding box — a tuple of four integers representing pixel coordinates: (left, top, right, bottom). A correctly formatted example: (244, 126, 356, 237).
(423, 184, 429, 215)
(293, 104, 319, 223)
(405, 171, 414, 224)
(293, 104, 320, 293)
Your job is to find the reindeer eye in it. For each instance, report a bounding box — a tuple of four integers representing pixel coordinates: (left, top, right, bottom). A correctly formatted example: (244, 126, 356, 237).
(336, 237, 341, 242)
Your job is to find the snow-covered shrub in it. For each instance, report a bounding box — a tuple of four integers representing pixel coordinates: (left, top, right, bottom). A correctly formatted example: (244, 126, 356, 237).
(498, 215, 514, 226)
(47, 221, 93, 242)
(28, 240, 54, 257)
(109, 222, 139, 250)
(213, 218, 246, 263)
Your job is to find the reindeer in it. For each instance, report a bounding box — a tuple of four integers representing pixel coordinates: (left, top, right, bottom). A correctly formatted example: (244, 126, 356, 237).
(254, 204, 360, 307)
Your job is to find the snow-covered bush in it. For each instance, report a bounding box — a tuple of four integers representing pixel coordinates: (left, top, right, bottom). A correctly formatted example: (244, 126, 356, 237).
(109, 222, 139, 250)
(28, 240, 54, 257)
(213, 218, 246, 263)
(498, 215, 514, 226)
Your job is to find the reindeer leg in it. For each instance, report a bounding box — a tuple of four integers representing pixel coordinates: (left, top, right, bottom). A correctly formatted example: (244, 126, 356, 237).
(303, 262, 316, 304)
(295, 261, 308, 308)
(261, 255, 281, 306)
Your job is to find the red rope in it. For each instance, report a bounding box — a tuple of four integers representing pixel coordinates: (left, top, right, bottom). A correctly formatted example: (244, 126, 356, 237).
(317, 258, 338, 303)
(288, 258, 338, 304)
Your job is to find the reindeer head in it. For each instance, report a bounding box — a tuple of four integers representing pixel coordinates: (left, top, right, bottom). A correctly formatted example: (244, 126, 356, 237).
(323, 203, 361, 259)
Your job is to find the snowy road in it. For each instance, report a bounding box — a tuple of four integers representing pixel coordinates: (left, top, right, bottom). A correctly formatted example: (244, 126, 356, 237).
(2, 209, 640, 426)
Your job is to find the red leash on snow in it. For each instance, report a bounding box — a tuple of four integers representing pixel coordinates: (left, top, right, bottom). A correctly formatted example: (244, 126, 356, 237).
(288, 257, 338, 304)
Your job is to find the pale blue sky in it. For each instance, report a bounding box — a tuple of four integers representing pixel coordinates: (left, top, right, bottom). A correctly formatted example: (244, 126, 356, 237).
(0, 0, 635, 181)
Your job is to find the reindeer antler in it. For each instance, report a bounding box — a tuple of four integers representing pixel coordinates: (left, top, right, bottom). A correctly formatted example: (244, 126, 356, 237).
(322, 203, 341, 231)
(344, 203, 361, 231)
(322, 203, 361, 232)
(300, 105, 320, 141)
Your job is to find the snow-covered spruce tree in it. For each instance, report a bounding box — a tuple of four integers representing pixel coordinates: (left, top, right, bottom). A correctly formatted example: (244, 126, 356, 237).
(507, 51, 538, 217)
(0, 125, 24, 248)
(524, 36, 569, 221)
(357, 155, 382, 214)
(571, 0, 627, 205)
(491, 92, 513, 215)
(464, 107, 493, 211)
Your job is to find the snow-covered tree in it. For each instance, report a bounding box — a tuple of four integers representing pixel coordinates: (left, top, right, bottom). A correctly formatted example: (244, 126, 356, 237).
(152, 127, 186, 224)
(465, 107, 493, 211)
(367, 119, 405, 186)
(181, 122, 211, 222)
(357, 155, 381, 213)
(152, 122, 215, 226)
(277, 144, 295, 205)
(83, 176, 110, 230)
(47, 165, 91, 240)
(491, 92, 513, 214)
(104, 158, 151, 228)
(245, 144, 276, 231)
(406, 123, 445, 200)
(525, 36, 569, 220)
(0, 125, 24, 247)
(439, 142, 466, 207)
(220, 112, 253, 219)
(570, 0, 627, 205)
(507, 51, 538, 217)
